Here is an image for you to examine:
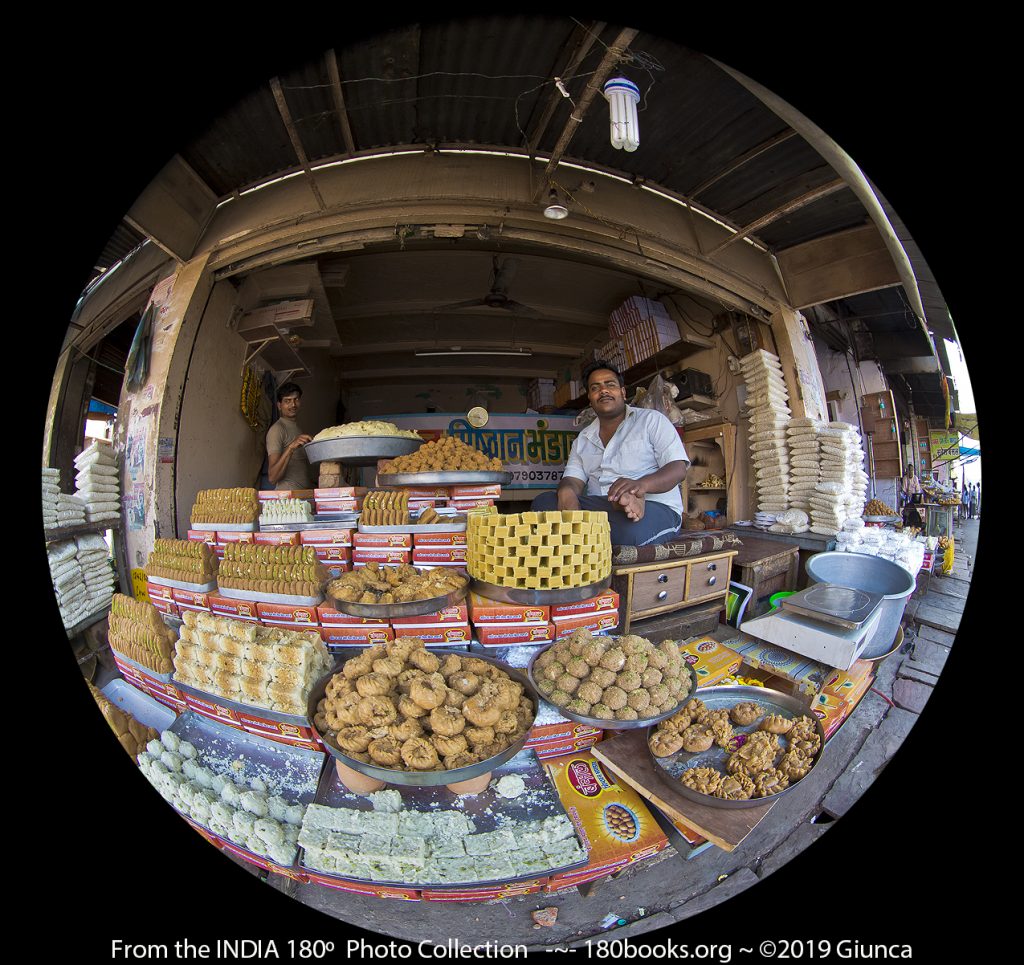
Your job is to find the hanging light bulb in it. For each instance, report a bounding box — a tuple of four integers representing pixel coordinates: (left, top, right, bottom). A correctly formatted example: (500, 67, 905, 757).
(543, 187, 569, 219)
(603, 77, 641, 152)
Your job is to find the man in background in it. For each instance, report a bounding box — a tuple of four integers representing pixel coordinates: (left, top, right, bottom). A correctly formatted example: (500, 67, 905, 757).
(266, 382, 314, 490)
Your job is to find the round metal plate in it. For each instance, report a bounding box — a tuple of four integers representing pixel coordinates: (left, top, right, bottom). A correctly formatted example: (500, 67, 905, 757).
(802, 584, 872, 611)
(649, 684, 826, 809)
(860, 624, 904, 662)
(326, 580, 468, 618)
(526, 639, 698, 731)
(862, 515, 901, 524)
(470, 575, 612, 606)
(306, 653, 539, 786)
(304, 436, 424, 466)
(375, 471, 512, 486)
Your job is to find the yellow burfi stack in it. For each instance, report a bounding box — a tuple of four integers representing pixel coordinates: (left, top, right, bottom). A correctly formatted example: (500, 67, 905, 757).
(467, 511, 611, 590)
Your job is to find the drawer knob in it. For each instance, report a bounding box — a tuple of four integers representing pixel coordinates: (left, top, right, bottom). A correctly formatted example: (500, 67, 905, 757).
(657, 590, 668, 600)
(707, 576, 717, 586)
(707, 563, 717, 571)
(658, 574, 669, 584)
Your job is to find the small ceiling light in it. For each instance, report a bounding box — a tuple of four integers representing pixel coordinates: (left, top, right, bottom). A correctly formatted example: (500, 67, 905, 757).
(543, 188, 569, 220)
(604, 77, 641, 152)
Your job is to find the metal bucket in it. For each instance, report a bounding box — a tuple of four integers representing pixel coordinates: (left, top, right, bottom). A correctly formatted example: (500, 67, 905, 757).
(805, 552, 915, 655)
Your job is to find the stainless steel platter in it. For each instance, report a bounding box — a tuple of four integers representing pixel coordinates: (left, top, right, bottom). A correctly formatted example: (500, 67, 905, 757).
(650, 684, 826, 810)
(101, 678, 177, 732)
(147, 574, 218, 593)
(862, 515, 901, 524)
(375, 471, 511, 486)
(298, 746, 587, 888)
(358, 518, 467, 535)
(216, 585, 324, 607)
(304, 436, 423, 467)
(326, 580, 468, 619)
(306, 653, 539, 787)
(470, 575, 612, 606)
(189, 522, 256, 532)
(172, 678, 313, 726)
(526, 639, 698, 731)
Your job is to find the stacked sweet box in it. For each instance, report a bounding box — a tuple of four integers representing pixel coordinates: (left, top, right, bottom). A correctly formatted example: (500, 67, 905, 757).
(299, 529, 353, 579)
(391, 601, 471, 645)
(448, 483, 500, 515)
(314, 487, 366, 515)
(469, 592, 554, 647)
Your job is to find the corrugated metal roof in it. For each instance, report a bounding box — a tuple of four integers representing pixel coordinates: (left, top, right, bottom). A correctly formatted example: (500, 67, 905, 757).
(95, 222, 146, 272)
(278, 57, 347, 162)
(758, 188, 869, 249)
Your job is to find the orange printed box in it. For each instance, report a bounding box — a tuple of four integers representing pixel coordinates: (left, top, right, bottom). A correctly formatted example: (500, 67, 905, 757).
(301, 869, 420, 900)
(409, 498, 445, 510)
(533, 736, 604, 761)
(321, 625, 395, 646)
(352, 548, 412, 565)
(810, 691, 848, 741)
(544, 751, 668, 880)
(300, 529, 354, 547)
(322, 561, 350, 580)
(449, 498, 496, 510)
(187, 530, 218, 545)
(413, 531, 467, 547)
(679, 636, 743, 688)
(468, 592, 549, 625)
(182, 689, 242, 725)
(552, 612, 618, 639)
(317, 605, 388, 627)
(171, 587, 212, 611)
(146, 580, 175, 602)
(256, 601, 320, 627)
(235, 712, 320, 750)
(411, 547, 468, 565)
(375, 486, 451, 499)
(393, 624, 471, 644)
(315, 499, 363, 512)
(353, 532, 413, 549)
(311, 546, 351, 563)
(475, 623, 555, 646)
(421, 879, 547, 902)
(550, 591, 620, 621)
(149, 596, 179, 617)
(313, 487, 368, 499)
(258, 489, 315, 501)
(254, 531, 302, 546)
(450, 484, 502, 499)
(392, 603, 469, 626)
(528, 718, 603, 745)
(208, 593, 261, 622)
(821, 660, 874, 701)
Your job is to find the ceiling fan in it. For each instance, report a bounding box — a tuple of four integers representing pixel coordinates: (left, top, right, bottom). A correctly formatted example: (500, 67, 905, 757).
(432, 256, 542, 317)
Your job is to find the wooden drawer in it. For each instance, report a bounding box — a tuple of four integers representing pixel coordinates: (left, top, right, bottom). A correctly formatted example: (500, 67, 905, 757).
(685, 554, 732, 601)
(631, 566, 687, 614)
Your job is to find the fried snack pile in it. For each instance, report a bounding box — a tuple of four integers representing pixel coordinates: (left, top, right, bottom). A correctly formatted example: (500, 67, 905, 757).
(362, 490, 411, 527)
(380, 436, 502, 473)
(217, 543, 328, 598)
(108, 593, 177, 674)
(146, 539, 218, 585)
(468, 511, 611, 590)
(313, 422, 421, 441)
(417, 507, 444, 525)
(174, 611, 334, 715)
(533, 630, 691, 722)
(864, 498, 896, 516)
(328, 564, 467, 606)
(649, 697, 822, 801)
(315, 638, 534, 771)
(260, 498, 313, 525)
(191, 488, 259, 525)
(88, 681, 160, 757)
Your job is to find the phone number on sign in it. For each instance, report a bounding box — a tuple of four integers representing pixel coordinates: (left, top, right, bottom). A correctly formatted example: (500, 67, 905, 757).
(510, 469, 562, 484)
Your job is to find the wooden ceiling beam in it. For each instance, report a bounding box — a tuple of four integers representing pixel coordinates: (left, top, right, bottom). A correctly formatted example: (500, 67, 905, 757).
(533, 26, 639, 202)
(269, 77, 327, 211)
(526, 21, 606, 153)
(325, 49, 357, 155)
(706, 180, 846, 257)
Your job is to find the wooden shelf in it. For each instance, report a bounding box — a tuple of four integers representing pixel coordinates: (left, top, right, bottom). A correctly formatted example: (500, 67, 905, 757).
(676, 394, 718, 411)
(65, 607, 111, 638)
(44, 521, 120, 544)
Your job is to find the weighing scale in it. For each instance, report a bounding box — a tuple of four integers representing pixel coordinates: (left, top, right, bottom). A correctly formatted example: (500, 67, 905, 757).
(739, 582, 887, 670)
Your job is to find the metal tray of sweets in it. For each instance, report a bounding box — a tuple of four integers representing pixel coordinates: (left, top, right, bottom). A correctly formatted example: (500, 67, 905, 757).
(147, 574, 218, 593)
(298, 746, 588, 888)
(216, 585, 325, 607)
(161, 711, 327, 865)
(109, 643, 175, 682)
(258, 517, 348, 532)
(327, 573, 468, 618)
(375, 471, 511, 487)
(862, 515, 901, 525)
(526, 639, 697, 731)
(189, 522, 257, 532)
(172, 677, 315, 727)
(306, 653, 539, 787)
(102, 678, 178, 732)
(649, 684, 826, 810)
(470, 575, 612, 607)
(304, 436, 423, 467)
(358, 516, 467, 535)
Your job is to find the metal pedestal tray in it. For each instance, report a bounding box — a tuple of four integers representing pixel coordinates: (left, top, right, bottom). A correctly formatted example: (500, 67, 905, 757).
(650, 684, 826, 809)
(306, 653, 540, 787)
(526, 641, 698, 731)
(358, 518, 467, 535)
(216, 585, 325, 607)
(147, 575, 218, 593)
(304, 436, 423, 466)
(326, 581, 468, 619)
(862, 515, 901, 525)
(174, 677, 314, 727)
(375, 471, 512, 486)
(471, 574, 612, 606)
(190, 522, 256, 532)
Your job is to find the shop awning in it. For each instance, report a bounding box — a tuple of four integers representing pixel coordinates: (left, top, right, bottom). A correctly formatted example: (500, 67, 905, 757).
(959, 444, 980, 458)
(953, 412, 979, 439)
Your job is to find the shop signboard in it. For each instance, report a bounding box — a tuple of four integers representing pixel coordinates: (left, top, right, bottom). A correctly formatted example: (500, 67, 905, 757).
(385, 413, 580, 489)
(929, 430, 959, 463)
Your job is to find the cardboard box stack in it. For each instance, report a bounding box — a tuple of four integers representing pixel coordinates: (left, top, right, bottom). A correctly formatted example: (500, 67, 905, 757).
(73, 440, 121, 524)
(314, 487, 366, 515)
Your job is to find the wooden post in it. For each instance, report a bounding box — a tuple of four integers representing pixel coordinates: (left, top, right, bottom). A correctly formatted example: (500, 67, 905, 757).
(768, 307, 827, 422)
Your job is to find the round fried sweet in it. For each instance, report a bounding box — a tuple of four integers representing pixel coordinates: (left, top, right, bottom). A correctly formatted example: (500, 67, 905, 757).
(372, 656, 404, 677)
(599, 647, 627, 672)
(367, 736, 403, 766)
(754, 768, 790, 797)
(535, 677, 556, 697)
(325, 675, 349, 699)
(334, 692, 364, 726)
(778, 748, 813, 781)
(730, 702, 762, 726)
(680, 767, 721, 795)
(463, 692, 501, 727)
(683, 698, 708, 722)
(759, 713, 794, 735)
(714, 772, 755, 800)
(619, 635, 648, 656)
(627, 689, 652, 713)
(444, 752, 478, 769)
(410, 677, 446, 710)
(461, 657, 492, 675)
(324, 707, 345, 731)
(602, 686, 628, 711)
(790, 734, 821, 757)
(337, 726, 373, 753)
(314, 712, 330, 733)
(788, 715, 818, 744)
(589, 667, 616, 689)
(616, 670, 642, 693)
(680, 724, 714, 753)
(401, 737, 440, 770)
(355, 672, 395, 697)
(540, 661, 565, 683)
(444, 689, 467, 709)
(342, 654, 374, 680)
(358, 695, 398, 727)
(704, 709, 734, 748)
(389, 718, 424, 742)
(439, 654, 463, 677)
(577, 681, 604, 704)
(663, 708, 692, 732)
(396, 668, 426, 694)
(649, 728, 685, 757)
(398, 694, 429, 718)
(614, 707, 639, 721)
(493, 710, 519, 735)
(431, 733, 468, 757)
(476, 740, 506, 760)
(515, 702, 534, 729)
(429, 705, 466, 736)
(648, 683, 671, 708)
(556, 673, 580, 695)
(464, 725, 495, 746)
(647, 649, 668, 671)
(494, 680, 522, 710)
(624, 653, 649, 673)
(408, 649, 441, 673)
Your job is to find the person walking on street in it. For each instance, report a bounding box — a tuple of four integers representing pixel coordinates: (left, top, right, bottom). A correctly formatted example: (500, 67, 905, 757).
(960, 484, 970, 522)
(969, 483, 979, 520)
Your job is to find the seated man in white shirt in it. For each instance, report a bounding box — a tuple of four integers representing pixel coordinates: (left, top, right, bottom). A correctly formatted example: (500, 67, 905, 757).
(531, 360, 689, 546)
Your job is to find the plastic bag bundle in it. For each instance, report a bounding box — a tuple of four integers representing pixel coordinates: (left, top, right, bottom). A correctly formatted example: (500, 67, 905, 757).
(741, 349, 791, 513)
